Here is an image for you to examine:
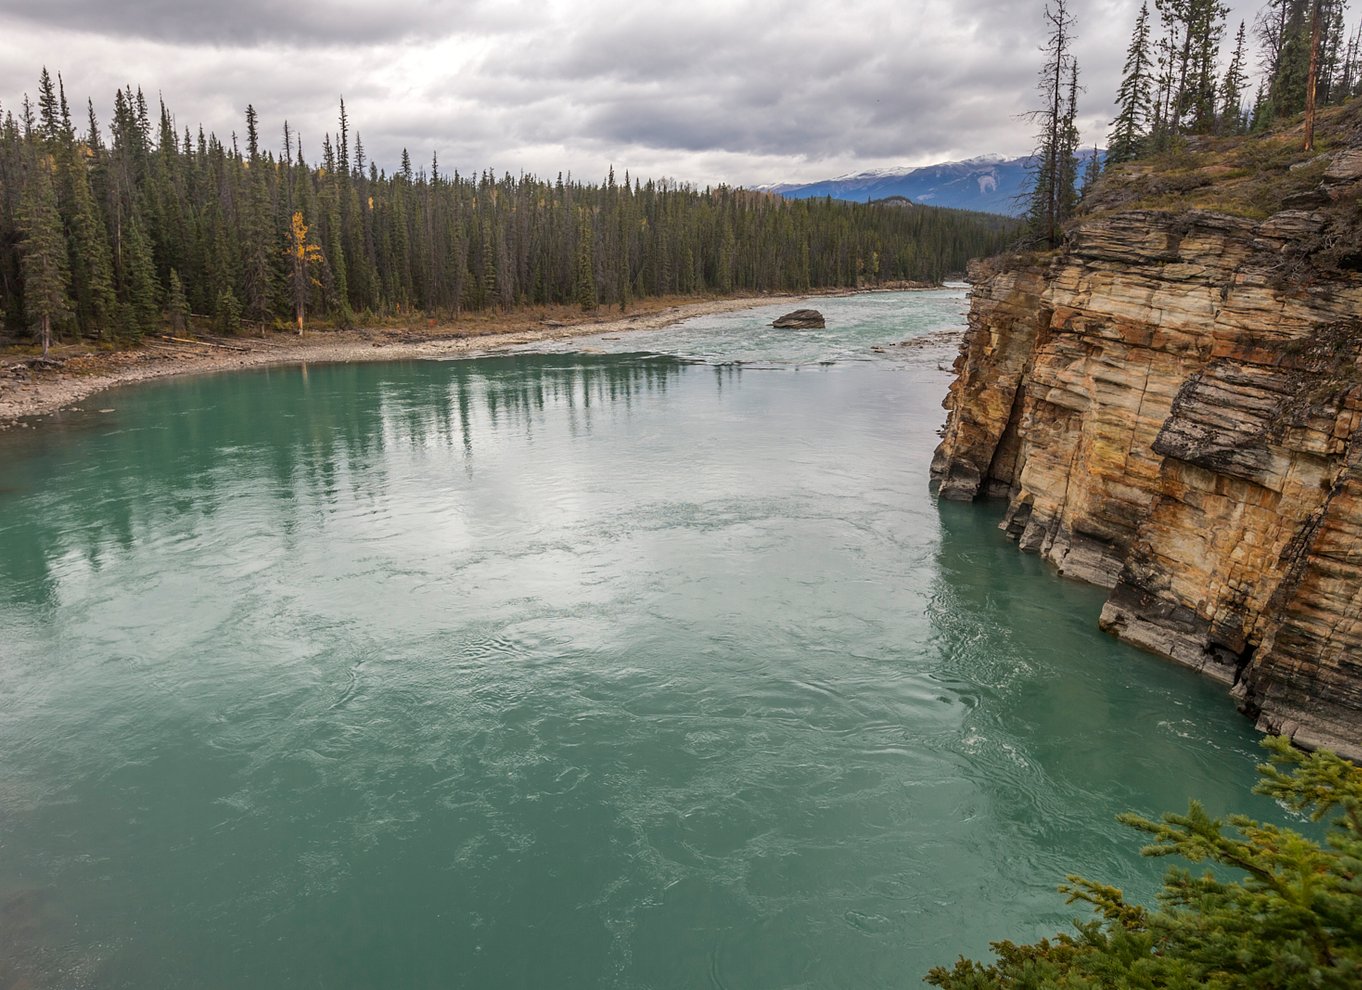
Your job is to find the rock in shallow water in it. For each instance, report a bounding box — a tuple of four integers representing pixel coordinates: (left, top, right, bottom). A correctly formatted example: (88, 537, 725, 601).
(772, 309, 825, 329)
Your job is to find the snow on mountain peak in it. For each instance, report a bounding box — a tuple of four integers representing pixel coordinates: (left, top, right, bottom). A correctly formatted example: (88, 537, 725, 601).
(825, 153, 1018, 183)
(957, 153, 1009, 166)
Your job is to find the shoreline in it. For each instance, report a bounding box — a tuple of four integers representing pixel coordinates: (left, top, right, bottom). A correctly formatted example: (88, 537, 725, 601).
(1, 292, 851, 428)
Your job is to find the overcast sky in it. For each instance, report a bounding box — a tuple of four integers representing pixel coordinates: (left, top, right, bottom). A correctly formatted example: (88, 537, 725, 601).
(0, 0, 1276, 187)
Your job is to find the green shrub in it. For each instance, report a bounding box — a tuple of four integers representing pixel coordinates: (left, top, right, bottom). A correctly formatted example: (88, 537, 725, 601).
(927, 737, 1362, 989)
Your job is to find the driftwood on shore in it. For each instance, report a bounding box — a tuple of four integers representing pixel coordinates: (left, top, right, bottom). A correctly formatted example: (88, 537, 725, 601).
(158, 335, 251, 352)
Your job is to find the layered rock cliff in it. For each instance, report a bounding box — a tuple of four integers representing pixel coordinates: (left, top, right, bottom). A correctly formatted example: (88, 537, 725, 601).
(931, 112, 1362, 758)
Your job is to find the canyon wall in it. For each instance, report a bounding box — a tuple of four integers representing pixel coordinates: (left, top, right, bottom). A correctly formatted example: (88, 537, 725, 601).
(931, 149, 1362, 758)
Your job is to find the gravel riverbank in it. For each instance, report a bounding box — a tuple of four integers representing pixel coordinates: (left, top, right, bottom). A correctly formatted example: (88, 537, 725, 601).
(0, 296, 790, 428)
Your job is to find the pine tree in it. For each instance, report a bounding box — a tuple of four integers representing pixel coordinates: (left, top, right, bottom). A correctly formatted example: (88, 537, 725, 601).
(1080, 145, 1102, 198)
(927, 737, 1362, 989)
(1187, 0, 1229, 134)
(1219, 21, 1249, 133)
(60, 120, 118, 339)
(166, 268, 189, 333)
(1026, 0, 1078, 247)
(18, 155, 72, 356)
(1056, 63, 1081, 220)
(239, 108, 278, 327)
(575, 210, 597, 311)
(1264, 0, 1314, 126)
(119, 209, 159, 339)
(1109, 1, 1155, 163)
(337, 97, 350, 177)
(1149, 11, 1180, 146)
(36, 68, 60, 144)
(1339, 24, 1362, 101)
(215, 288, 242, 335)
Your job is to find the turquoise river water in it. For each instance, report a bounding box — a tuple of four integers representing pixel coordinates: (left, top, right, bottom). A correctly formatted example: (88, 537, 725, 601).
(0, 290, 1293, 988)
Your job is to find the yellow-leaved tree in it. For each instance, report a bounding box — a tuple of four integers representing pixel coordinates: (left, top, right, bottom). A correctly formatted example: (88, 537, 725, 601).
(289, 211, 324, 335)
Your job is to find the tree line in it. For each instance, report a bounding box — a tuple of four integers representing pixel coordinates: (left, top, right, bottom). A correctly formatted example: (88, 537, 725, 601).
(0, 72, 1017, 354)
(1110, 0, 1361, 163)
(1026, 0, 1362, 245)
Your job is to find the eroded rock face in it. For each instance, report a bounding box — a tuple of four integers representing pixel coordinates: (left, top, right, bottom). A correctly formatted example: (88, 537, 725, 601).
(931, 207, 1362, 758)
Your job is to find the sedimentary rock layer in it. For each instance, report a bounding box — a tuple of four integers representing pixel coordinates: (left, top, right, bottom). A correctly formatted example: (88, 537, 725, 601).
(931, 190, 1362, 757)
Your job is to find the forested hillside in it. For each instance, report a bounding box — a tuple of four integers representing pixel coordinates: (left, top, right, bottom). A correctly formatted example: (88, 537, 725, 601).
(0, 72, 1017, 351)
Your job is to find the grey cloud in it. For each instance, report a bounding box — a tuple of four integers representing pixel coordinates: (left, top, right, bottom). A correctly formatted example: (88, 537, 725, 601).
(2, 0, 516, 47)
(1, 0, 1291, 189)
(480, 6, 1041, 167)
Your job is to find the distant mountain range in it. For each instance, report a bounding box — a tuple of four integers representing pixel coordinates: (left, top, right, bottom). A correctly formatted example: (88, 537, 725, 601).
(763, 151, 1102, 217)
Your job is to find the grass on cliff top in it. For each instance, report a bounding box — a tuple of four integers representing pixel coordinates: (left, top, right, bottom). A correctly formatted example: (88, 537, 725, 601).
(1081, 97, 1362, 221)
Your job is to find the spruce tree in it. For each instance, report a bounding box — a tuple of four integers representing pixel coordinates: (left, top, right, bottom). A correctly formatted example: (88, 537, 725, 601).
(1187, 0, 1229, 134)
(119, 209, 159, 340)
(927, 737, 1362, 989)
(1080, 145, 1102, 198)
(239, 132, 278, 325)
(166, 268, 189, 333)
(36, 68, 60, 144)
(1109, 1, 1155, 163)
(60, 123, 118, 339)
(575, 210, 597, 311)
(1265, 1, 1314, 126)
(1025, 0, 1078, 247)
(215, 288, 242, 335)
(1339, 24, 1362, 101)
(18, 156, 72, 356)
(1219, 21, 1249, 133)
(1056, 63, 1081, 221)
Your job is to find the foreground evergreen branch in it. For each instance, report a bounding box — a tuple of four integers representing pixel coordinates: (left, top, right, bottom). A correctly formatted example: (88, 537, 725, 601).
(926, 736, 1362, 989)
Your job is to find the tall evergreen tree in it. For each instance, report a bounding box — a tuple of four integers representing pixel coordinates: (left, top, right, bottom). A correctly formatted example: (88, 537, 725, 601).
(119, 209, 159, 339)
(1080, 144, 1102, 198)
(1110, 1, 1155, 163)
(1057, 63, 1082, 217)
(36, 68, 60, 145)
(60, 140, 118, 340)
(166, 268, 189, 333)
(1339, 23, 1362, 100)
(575, 209, 597, 311)
(1219, 20, 1249, 132)
(1026, 0, 1079, 246)
(1190, 1, 1230, 132)
(17, 157, 71, 356)
(1262, 0, 1314, 127)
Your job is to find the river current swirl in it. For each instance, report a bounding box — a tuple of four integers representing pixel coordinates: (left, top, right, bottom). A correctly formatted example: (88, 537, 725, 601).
(0, 290, 1289, 988)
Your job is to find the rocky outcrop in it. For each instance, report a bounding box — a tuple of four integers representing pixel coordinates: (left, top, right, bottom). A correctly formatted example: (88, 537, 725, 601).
(930, 164, 1362, 757)
(772, 309, 826, 329)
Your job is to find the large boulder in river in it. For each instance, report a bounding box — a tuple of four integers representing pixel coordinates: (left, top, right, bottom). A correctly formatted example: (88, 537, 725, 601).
(772, 309, 825, 329)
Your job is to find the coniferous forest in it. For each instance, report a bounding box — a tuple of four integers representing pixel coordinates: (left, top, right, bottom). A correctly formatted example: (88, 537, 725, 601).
(1024, 0, 1362, 246)
(0, 72, 1018, 351)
